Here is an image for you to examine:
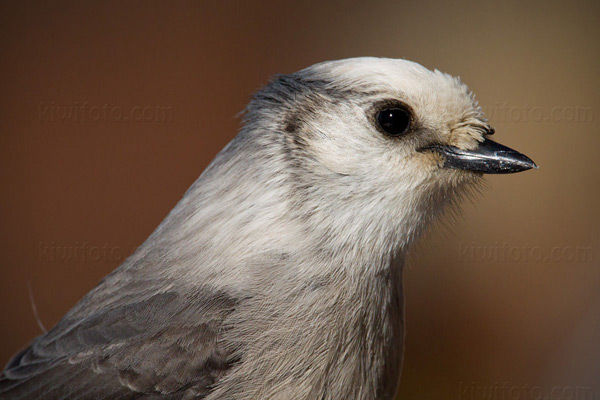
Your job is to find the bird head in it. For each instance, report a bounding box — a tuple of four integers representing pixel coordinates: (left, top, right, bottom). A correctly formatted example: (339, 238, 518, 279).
(190, 58, 537, 262)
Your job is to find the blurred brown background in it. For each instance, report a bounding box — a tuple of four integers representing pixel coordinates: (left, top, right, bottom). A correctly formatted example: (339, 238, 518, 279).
(1, 1, 598, 399)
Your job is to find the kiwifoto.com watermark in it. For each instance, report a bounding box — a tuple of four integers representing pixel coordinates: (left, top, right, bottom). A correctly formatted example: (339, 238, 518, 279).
(459, 382, 596, 400)
(482, 103, 593, 123)
(460, 242, 596, 264)
(36, 241, 189, 264)
(38, 241, 133, 263)
(38, 102, 175, 123)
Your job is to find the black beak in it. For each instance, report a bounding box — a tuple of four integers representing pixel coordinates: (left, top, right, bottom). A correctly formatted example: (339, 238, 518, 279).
(420, 138, 537, 174)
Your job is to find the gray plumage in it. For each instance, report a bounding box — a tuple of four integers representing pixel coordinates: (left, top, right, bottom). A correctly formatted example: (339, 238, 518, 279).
(0, 57, 535, 400)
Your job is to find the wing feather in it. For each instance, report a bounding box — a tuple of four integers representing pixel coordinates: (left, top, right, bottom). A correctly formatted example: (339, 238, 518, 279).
(0, 282, 239, 400)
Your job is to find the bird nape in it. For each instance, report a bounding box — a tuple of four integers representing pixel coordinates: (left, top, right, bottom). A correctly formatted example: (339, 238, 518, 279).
(0, 57, 536, 400)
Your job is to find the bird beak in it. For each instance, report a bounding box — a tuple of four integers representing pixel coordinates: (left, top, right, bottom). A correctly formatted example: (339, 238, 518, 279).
(419, 138, 537, 174)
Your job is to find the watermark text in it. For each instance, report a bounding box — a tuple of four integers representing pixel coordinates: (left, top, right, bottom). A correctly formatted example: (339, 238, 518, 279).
(38, 102, 175, 123)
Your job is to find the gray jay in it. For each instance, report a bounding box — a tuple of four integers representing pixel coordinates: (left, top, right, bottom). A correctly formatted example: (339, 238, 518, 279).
(0, 57, 536, 400)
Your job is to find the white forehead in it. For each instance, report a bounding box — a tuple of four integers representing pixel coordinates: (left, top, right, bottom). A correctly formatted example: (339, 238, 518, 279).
(305, 57, 435, 85)
(300, 57, 484, 127)
(302, 57, 459, 93)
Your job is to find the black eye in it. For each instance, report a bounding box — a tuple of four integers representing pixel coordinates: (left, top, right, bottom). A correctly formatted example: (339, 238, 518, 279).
(376, 107, 411, 136)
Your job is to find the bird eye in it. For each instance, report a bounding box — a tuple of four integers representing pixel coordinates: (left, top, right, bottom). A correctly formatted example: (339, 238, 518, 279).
(376, 107, 411, 137)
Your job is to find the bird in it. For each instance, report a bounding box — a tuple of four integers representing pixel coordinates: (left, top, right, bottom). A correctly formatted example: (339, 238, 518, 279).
(0, 57, 536, 400)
